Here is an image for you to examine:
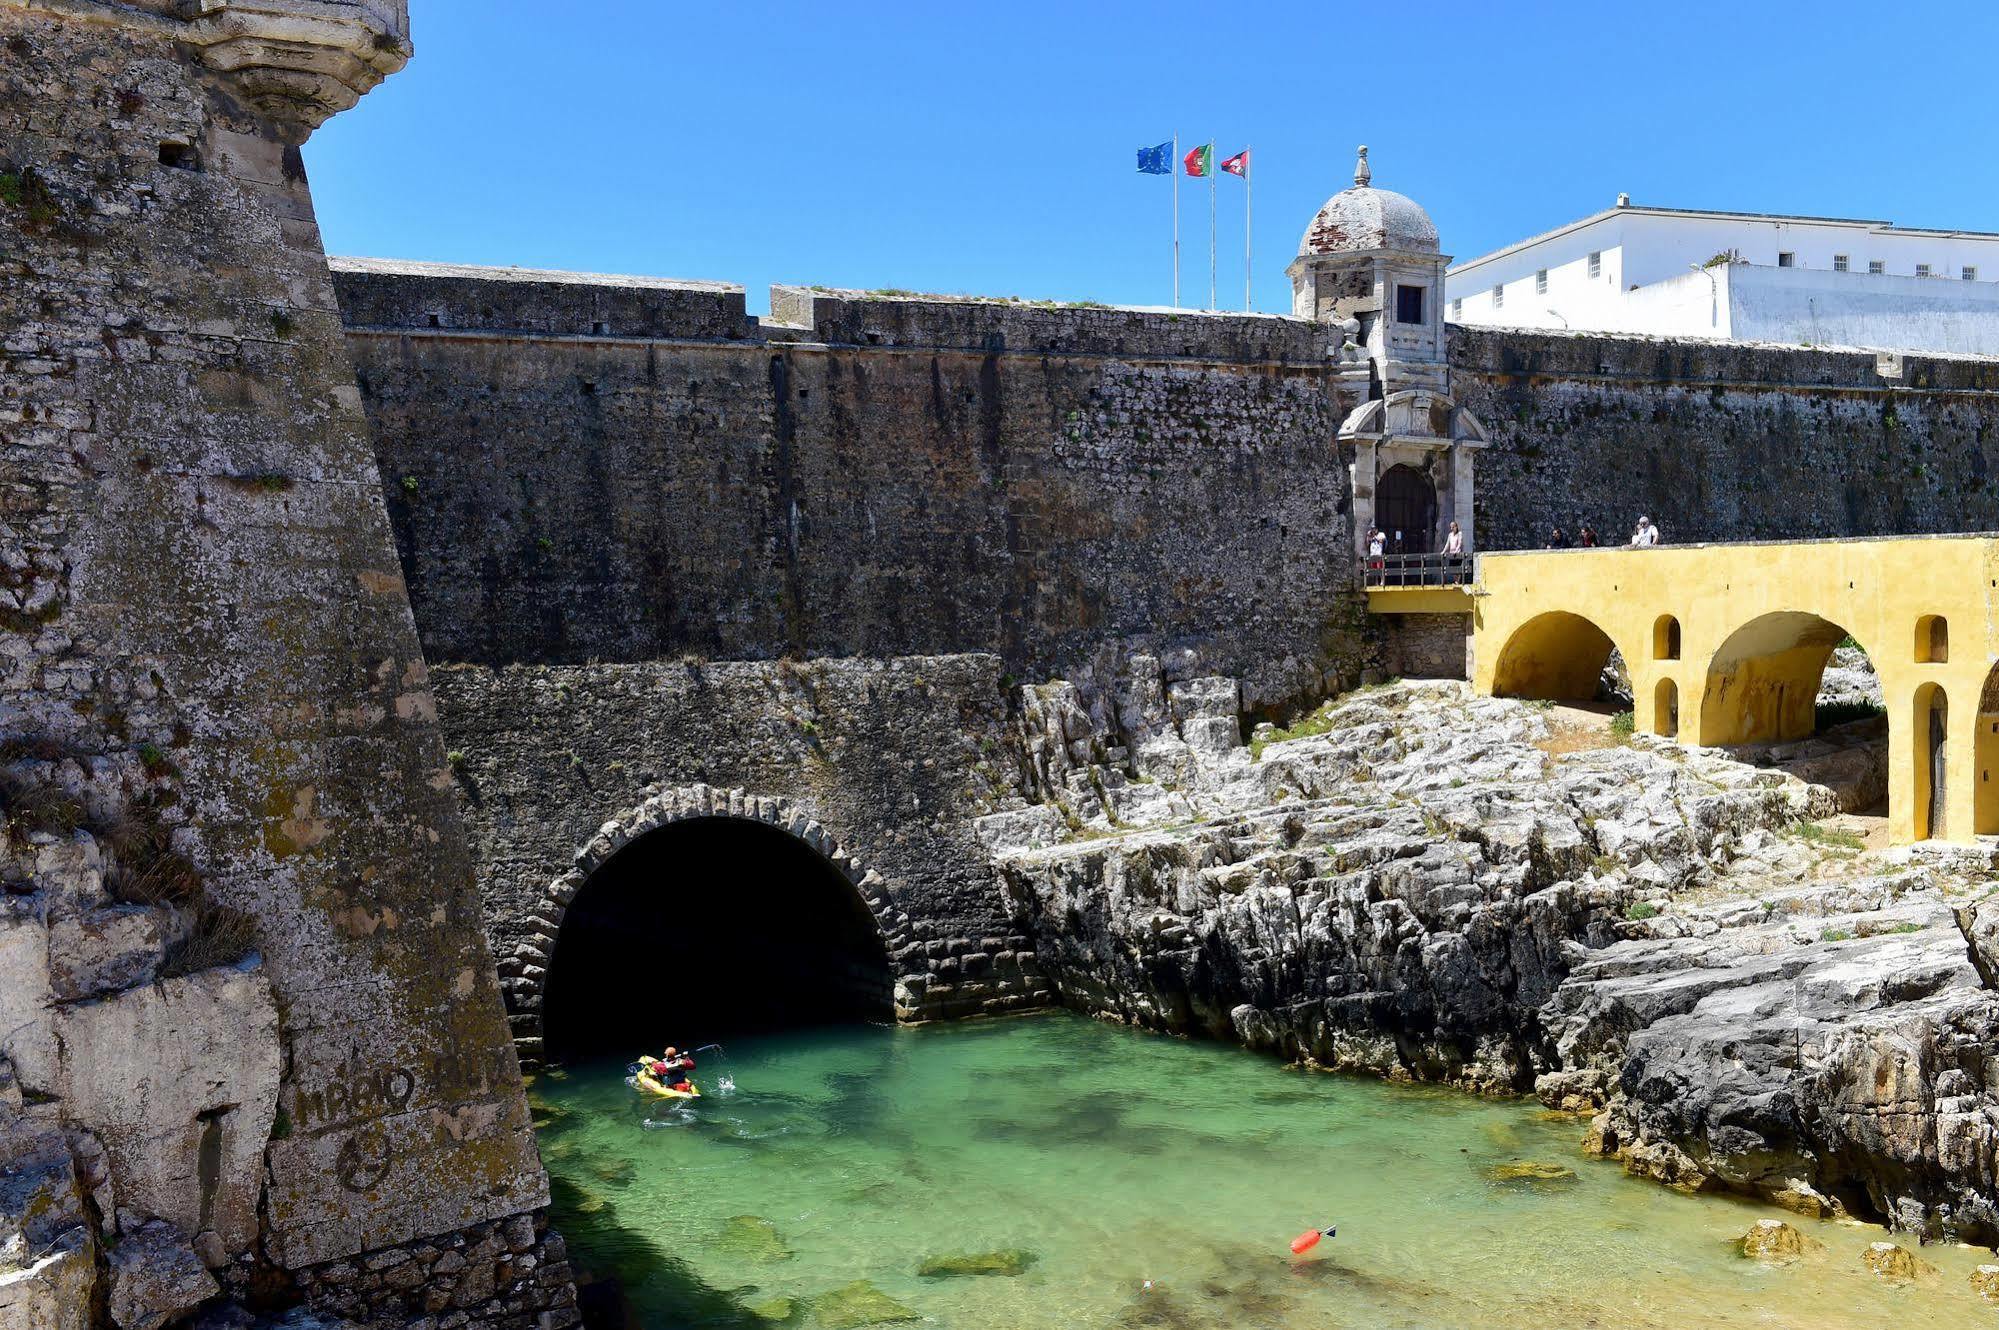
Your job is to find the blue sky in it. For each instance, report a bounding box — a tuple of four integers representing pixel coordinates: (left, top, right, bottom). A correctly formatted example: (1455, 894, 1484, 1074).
(307, 1, 1999, 315)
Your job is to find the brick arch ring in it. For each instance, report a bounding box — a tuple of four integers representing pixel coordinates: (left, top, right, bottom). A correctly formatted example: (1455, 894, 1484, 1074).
(500, 783, 902, 1068)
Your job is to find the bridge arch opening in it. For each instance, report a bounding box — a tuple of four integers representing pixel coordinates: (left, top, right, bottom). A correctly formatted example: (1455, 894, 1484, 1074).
(1654, 678, 1679, 738)
(1698, 611, 1867, 747)
(1491, 611, 1619, 702)
(1915, 684, 1948, 841)
(539, 816, 893, 1062)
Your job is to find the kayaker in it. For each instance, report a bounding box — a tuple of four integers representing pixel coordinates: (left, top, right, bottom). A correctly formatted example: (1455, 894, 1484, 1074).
(651, 1047, 695, 1090)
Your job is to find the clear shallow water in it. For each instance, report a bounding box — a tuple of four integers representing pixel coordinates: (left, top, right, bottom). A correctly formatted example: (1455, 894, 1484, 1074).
(533, 1014, 1996, 1328)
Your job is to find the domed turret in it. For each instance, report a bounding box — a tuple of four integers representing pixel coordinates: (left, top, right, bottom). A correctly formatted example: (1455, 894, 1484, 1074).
(1286, 149, 1482, 563)
(1298, 147, 1439, 257)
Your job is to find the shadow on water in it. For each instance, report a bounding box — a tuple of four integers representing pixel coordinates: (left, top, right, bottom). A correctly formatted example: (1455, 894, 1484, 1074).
(551, 1175, 767, 1330)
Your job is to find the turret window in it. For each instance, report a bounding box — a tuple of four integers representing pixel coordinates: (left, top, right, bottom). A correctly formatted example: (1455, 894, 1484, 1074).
(1535, 269, 1549, 295)
(1395, 285, 1426, 325)
(1491, 284, 1504, 309)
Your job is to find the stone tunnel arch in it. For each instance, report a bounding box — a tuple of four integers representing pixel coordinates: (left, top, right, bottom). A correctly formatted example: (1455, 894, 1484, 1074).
(506, 786, 897, 1067)
(1698, 611, 1858, 747)
(1490, 610, 1621, 702)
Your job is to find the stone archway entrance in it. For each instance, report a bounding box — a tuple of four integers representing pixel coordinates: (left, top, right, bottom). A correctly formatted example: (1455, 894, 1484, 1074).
(1376, 464, 1438, 554)
(506, 786, 897, 1066)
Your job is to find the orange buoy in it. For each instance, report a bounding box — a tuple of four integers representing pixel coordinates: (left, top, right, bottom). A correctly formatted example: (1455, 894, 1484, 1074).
(1290, 1225, 1335, 1255)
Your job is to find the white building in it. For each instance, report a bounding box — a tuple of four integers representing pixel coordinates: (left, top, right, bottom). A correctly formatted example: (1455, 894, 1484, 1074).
(1446, 199, 1999, 356)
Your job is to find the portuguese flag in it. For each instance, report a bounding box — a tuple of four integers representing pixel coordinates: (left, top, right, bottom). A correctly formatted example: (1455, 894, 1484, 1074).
(1183, 143, 1213, 177)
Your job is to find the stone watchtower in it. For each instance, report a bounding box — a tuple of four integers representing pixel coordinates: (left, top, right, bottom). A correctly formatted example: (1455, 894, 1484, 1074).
(1288, 147, 1486, 556)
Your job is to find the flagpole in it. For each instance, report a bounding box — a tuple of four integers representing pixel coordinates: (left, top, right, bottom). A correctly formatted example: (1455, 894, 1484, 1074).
(1208, 138, 1217, 311)
(1172, 134, 1180, 309)
(1244, 148, 1253, 312)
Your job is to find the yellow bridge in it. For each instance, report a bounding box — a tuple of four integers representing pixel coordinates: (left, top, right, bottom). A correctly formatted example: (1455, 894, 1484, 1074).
(1373, 536, 1999, 844)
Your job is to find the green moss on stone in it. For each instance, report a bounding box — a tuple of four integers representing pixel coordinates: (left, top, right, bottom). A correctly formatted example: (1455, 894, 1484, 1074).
(748, 1295, 798, 1323)
(916, 1248, 1038, 1278)
(716, 1214, 792, 1263)
(810, 1280, 919, 1327)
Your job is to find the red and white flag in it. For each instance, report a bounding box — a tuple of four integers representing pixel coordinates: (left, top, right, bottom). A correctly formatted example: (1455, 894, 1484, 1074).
(1221, 149, 1250, 177)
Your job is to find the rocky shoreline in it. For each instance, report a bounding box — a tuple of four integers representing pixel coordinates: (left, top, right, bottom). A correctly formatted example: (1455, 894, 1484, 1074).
(982, 673, 1999, 1246)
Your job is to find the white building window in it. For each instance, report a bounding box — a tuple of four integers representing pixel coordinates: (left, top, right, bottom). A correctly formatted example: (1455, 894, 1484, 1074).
(1777, 252, 1794, 268)
(1833, 254, 1849, 272)
(1965, 266, 1979, 281)
(1587, 251, 1601, 279)
(1491, 284, 1504, 309)
(1450, 298, 1462, 319)
(1916, 263, 1932, 278)
(1868, 260, 1885, 274)
(1534, 268, 1548, 295)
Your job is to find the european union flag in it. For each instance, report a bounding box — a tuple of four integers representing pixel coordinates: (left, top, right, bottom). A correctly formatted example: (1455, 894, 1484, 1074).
(1136, 141, 1172, 175)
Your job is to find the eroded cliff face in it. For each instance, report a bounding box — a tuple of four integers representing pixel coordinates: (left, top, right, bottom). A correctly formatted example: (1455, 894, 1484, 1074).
(987, 677, 1999, 1244)
(0, 5, 566, 1325)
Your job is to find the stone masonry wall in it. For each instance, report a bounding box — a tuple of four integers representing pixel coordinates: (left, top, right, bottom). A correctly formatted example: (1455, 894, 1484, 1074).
(1453, 326, 1999, 549)
(0, 6, 559, 1325)
(431, 653, 1052, 1062)
(335, 265, 1370, 717)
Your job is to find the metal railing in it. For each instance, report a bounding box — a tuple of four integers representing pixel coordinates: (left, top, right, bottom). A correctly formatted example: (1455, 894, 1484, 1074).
(1363, 552, 1473, 588)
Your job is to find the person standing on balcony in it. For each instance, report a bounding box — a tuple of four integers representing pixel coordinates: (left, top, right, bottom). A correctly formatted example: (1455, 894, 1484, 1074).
(1631, 516, 1660, 546)
(1442, 521, 1464, 556)
(1579, 524, 1598, 547)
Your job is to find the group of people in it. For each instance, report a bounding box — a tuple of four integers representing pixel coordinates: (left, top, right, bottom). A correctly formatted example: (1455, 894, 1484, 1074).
(1546, 516, 1661, 549)
(1364, 514, 1661, 564)
(1367, 521, 1466, 560)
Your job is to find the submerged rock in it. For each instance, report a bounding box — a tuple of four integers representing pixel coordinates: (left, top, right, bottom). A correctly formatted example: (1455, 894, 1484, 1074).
(916, 1248, 1038, 1277)
(1482, 1160, 1577, 1189)
(748, 1294, 798, 1323)
(717, 1215, 792, 1263)
(1737, 1219, 1812, 1263)
(810, 1279, 919, 1327)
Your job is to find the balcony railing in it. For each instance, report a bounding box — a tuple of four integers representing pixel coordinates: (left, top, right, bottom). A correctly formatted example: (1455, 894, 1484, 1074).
(1363, 552, 1473, 588)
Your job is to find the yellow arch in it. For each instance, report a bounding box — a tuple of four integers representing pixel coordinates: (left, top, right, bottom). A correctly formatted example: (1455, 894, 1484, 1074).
(1491, 610, 1619, 702)
(1697, 611, 1855, 747)
(1469, 536, 1999, 844)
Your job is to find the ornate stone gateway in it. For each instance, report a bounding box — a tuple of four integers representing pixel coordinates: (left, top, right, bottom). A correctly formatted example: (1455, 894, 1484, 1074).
(1288, 148, 1486, 557)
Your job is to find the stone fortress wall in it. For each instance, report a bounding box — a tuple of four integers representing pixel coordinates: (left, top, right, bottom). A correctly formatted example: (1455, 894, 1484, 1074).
(332, 262, 1999, 1077)
(0, 4, 572, 1328)
(1457, 327, 1999, 547)
(332, 260, 1370, 710)
(333, 259, 1382, 1056)
(18, 3, 1999, 1323)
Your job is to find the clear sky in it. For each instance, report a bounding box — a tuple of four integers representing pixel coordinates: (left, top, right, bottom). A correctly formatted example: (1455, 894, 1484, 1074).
(306, 0, 1999, 316)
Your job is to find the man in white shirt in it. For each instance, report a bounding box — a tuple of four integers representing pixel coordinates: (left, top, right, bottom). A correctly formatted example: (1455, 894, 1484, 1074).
(1631, 516, 1660, 547)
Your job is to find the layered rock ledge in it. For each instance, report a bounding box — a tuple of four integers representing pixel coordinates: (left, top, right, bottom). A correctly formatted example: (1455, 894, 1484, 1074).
(984, 675, 1999, 1243)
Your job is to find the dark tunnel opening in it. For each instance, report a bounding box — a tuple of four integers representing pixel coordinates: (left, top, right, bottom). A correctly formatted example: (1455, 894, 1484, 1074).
(540, 817, 893, 1063)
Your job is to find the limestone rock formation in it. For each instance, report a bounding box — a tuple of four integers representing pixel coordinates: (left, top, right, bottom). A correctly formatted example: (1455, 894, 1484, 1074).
(107, 1220, 220, 1330)
(1860, 1240, 1934, 1283)
(990, 673, 1999, 1243)
(1738, 1219, 1812, 1262)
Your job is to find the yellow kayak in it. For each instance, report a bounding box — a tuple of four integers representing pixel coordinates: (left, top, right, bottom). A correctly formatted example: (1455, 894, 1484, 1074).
(629, 1065, 700, 1100)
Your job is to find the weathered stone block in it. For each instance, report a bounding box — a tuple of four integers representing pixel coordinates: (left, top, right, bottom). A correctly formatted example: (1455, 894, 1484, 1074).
(52, 962, 280, 1258)
(106, 1220, 219, 1330)
(48, 907, 164, 1003)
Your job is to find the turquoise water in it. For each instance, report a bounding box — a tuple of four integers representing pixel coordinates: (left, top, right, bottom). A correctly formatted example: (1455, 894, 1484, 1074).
(534, 1013, 1997, 1328)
